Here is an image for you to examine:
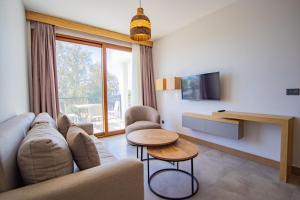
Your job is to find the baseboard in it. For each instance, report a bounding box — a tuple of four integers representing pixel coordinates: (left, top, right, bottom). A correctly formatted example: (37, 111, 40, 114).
(179, 132, 280, 169)
(292, 166, 300, 176)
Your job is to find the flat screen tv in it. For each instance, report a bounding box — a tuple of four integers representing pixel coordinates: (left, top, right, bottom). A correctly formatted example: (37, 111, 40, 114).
(181, 72, 221, 100)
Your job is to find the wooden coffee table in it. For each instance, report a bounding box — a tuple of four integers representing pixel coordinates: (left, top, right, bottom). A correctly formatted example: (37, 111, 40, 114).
(127, 129, 179, 161)
(147, 139, 199, 199)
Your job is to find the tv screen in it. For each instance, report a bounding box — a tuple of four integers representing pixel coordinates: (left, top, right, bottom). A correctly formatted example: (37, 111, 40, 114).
(181, 72, 221, 100)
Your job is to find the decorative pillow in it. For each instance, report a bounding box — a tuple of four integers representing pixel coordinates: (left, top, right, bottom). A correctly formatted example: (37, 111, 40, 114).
(31, 112, 57, 129)
(66, 126, 100, 170)
(18, 123, 73, 185)
(57, 113, 72, 137)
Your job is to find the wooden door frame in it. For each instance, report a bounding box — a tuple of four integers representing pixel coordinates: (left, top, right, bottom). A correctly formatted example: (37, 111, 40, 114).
(56, 34, 131, 137)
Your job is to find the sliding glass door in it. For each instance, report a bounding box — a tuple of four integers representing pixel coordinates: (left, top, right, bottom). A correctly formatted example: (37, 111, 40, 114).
(56, 35, 132, 136)
(106, 48, 132, 132)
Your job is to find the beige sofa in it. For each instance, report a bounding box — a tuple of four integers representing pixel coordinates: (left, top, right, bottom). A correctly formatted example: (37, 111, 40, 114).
(0, 113, 144, 200)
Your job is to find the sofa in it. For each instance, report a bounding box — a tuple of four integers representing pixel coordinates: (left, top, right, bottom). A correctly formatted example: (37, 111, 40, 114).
(0, 113, 144, 200)
(125, 106, 161, 134)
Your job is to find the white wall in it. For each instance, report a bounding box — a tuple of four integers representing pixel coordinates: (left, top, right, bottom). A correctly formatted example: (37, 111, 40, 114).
(0, 0, 29, 122)
(153, 0, 300, 166)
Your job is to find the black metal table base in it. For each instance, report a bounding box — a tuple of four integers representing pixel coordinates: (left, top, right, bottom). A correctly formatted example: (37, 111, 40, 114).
(136, 145, 156, 161)
(147, 154, 199, 199)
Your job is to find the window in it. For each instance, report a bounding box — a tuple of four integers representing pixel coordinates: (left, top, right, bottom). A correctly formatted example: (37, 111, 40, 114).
(56, 35, 132, 135)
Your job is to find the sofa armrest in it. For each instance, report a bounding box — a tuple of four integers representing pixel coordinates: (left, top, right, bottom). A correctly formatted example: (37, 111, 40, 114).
(0, 158, 144, 200)
(76, 122, 94, 135)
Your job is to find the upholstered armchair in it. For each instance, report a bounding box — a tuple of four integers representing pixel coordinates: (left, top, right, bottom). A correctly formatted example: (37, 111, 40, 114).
(125, 106, 161, 134)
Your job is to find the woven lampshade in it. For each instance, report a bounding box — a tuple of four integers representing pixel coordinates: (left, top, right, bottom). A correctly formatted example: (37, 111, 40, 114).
(130, 7, 151, 41)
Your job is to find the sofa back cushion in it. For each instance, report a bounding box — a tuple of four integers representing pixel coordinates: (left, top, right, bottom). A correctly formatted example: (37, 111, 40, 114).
(67, 126, 100, 170)
(17, 123, 73, 185)
(0, 113, 35, 192)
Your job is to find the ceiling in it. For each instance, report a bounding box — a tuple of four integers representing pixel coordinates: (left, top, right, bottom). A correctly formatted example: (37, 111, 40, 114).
(23, 0, 236, 40)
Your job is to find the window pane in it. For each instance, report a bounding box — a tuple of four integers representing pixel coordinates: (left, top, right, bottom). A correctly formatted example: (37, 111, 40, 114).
(56, 40, 103, 133)
(107, 48, 132, 131)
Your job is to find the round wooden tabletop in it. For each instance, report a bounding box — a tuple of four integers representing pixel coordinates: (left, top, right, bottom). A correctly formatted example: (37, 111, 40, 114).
(147, 139, 199, 162)
(127, 129, 179, 147)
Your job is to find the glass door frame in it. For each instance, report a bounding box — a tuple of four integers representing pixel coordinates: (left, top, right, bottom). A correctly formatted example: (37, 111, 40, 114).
(56, 34, 132, 137)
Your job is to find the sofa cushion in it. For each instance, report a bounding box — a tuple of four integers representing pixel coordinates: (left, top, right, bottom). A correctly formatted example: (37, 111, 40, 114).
(17, 123, 73, 185)
(0, 113, 35, 192)
(90, 135, 117, 165)
(31, 112, 57, 129)
(125, 121, 161, 134)
(67, 126, 100, 170)
(57, 113, 72, 137)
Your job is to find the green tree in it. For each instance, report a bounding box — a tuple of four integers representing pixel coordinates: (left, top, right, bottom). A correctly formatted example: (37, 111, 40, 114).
(56, 41, 120, 104)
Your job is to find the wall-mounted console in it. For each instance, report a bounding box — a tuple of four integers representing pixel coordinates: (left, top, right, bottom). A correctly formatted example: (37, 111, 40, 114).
(182, 112, 243, 140)
(183, 111, 294, 183)
(212, 111, 294, 183)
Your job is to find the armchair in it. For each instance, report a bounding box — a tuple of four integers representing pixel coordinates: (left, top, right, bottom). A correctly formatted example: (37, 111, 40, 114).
(125, 106, 161, 134)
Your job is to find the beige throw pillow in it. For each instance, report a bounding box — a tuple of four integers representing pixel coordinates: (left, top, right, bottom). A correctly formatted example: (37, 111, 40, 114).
(18, 123, 73, 185)
(57, 113, 72, 137)
(31, 112, 57, 129)
(67, 126, 100, 170)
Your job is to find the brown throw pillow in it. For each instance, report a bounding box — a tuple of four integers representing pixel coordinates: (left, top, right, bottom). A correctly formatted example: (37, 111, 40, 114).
(18, 123, 73, 185)
(57, 113, 72, 137)
(66, 126, 100, 170)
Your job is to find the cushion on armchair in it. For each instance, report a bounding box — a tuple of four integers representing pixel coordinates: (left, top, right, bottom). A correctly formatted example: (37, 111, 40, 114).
(125, 121, 161, 134)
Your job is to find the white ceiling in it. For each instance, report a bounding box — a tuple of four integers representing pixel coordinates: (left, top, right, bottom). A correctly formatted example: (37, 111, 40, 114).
(23, 0, 236, 40)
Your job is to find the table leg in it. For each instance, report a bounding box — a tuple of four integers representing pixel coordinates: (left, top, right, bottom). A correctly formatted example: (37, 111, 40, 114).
(136, 146, 139, 159)
(191, 158, 194, 193)
(177, 162, 179, 170)
(141, 146, 143, 161)
(147, 153, 150, 183)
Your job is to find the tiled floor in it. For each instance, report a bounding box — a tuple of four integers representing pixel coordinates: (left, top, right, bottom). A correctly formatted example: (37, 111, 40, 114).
(101, 135, 300, 200)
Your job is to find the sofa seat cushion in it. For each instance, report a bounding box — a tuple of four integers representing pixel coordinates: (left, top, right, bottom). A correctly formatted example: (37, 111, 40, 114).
(90, 136, 117, 165)
(125, 121, 161, 134)
(67, 126, 100, 170)
(17, 123, 73, 185)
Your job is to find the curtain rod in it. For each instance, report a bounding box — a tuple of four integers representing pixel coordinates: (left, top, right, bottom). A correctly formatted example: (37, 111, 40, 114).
(25, 11, 153, 47)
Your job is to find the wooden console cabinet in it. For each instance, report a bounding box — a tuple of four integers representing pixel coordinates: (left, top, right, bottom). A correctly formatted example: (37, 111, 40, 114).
(212, 111, 294, 182)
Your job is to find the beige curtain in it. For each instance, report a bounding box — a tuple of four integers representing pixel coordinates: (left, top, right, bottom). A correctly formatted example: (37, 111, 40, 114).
(30, 21, 59, 119)
(131, 44, 142, 106)
(140, 45, 157, 109)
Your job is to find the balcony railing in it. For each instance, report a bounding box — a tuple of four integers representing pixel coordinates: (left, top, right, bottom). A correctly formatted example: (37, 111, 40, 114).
(59, 95, 122, 132)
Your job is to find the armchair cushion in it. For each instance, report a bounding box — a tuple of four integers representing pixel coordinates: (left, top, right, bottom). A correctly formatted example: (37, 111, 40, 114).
(67, 126, 100, 170)
(125, 121, 161, 134)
